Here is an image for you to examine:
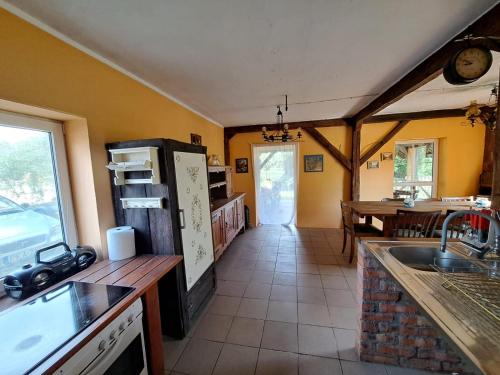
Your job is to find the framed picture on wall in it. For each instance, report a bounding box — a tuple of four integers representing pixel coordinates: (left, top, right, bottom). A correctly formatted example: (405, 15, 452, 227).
(190, 133, 202, 145)
(236, 158, 248, 173)
(367, 160, 379, 169)
(380, 152, 393, 161)
(304, 154, 323, 172)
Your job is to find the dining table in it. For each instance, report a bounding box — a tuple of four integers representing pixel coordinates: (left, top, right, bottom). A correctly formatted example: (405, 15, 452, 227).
(343, 200, 477, 236)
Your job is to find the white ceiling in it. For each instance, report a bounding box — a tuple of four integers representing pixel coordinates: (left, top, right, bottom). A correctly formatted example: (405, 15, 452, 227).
(2, 0, 498, 126)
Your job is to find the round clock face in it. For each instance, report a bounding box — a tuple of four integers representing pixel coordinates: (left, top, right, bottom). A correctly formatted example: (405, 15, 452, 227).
(454, 47, 492, 80)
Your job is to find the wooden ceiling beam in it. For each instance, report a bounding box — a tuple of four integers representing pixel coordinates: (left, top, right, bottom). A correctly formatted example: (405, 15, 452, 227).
(224, 118, 350, 135)
(304, 127, 352, 171)
(224, 108, 466, 136)
(360, 120, 410, 165)
(352, 4, 500, 123)
(365, 108, 465, 124)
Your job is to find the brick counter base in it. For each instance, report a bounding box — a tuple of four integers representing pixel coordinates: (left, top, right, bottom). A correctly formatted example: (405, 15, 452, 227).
(356, 242, 477, 374)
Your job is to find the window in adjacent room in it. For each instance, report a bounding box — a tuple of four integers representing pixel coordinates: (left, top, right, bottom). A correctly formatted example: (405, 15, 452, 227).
(0, 111, 76, 281)
(393, 139, 438, 200)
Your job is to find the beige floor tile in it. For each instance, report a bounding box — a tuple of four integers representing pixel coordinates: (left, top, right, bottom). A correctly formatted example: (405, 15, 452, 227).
(212, 344, 259, 375)
(318, 264, 343, 275)
(340, 360, 387, 375)
(237, 298, 269, 319)
(216, 280, 248, 297)
(321, 275, 350, 289)
(298, 324, 338, 358)
(298, 303, 332, 327)
(275, 261, 297, 273)
(261, 320, 298, 352)
(208, 295, 241, 316)
(273, 272, 297, 286)
(174, 338, 222, 375)
(267, 301, 298, 323)
(226, 317, 264, 347)
(255, 349, 298, 375)
(324, 289, 357, 308)
(333, 328, 359, 361)
(330, 307, 359, 329)
(255, 260, 276, 271)
(193, 313, 233, 342)
(270, 284, 298, 302)
(163, 336, 190, 370)
(244, 282, 271, 299)
(297, 263, 320, 274)
(252, 270, 274, 283)
(297, 287, 326, 305)
(298, 354, 343, 375)
(297, 274, 322, 288)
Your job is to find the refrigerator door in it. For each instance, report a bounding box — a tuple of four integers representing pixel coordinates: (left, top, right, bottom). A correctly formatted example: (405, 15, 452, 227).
(173, 151, 214, 291)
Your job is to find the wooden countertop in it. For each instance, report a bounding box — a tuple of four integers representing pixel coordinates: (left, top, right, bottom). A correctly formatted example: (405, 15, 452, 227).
(361, 239, 499, 375)
(211, 192, 245, 212)
(1, 255, 182, 374)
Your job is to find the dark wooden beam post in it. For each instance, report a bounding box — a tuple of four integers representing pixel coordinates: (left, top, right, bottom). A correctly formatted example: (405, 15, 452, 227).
(360, 120, 410, 164)
(223, 133, 234, 166)
(491, 71, 500, 209)
(304, 128, 352, 171)
(351, 121, 362, 201)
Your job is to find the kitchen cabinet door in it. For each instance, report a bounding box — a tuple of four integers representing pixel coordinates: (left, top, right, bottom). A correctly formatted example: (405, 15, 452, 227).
(224, 202, 236, 243)
(236, 197, 245, 230)
(211, 209, 224, 260)
(174, 151, 214, 291)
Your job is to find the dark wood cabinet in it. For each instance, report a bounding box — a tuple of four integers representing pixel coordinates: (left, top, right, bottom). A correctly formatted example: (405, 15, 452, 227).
(106, 138, 216, 339)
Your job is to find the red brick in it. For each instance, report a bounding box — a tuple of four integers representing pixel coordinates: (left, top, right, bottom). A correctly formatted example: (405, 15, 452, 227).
(415, 337, 436, 349)
(434, 351, 461, 363)
(398, 336, 415, 347)
(362, 312, 394, 322)
(368, 292, 400, 302)
(398, 347, 416, 358)
(377, 344, 399, 355)
(399, 315, 418, 325)
(399, 326, 418, 336)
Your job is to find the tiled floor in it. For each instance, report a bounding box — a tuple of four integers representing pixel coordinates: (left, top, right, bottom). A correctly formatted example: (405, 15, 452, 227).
(164, 226, 434, 375)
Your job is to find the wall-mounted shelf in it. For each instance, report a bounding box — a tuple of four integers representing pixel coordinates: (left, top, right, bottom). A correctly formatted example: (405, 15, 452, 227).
(107, 147, 160, 185)
(209, 181, 227, 189)
(120, 197, 164, 209)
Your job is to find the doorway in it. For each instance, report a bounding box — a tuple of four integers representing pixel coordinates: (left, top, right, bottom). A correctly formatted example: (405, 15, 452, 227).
(252, 143, 298, 225)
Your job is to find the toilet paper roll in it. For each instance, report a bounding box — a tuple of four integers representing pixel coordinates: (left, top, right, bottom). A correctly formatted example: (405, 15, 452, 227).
(107, 226, 136, 260)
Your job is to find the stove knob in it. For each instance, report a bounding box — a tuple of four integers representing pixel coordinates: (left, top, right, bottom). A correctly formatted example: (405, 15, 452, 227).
(109, 329, 117, 341)
(127, 314, 134, 324)
(98, 340, 106, 351)
(119, 322, 126, 331)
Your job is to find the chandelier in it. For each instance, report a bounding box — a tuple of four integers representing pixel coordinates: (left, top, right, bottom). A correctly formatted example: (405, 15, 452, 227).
(261, 95, 303, 142)
(465, 85, 497, 131)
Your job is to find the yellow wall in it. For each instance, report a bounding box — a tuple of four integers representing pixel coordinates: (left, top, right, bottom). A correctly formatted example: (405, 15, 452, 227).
(360, 118, 485, 201)
(230, 127, 352, 228)
(231, 118, 485, 229)
(0, 9, 224, 256)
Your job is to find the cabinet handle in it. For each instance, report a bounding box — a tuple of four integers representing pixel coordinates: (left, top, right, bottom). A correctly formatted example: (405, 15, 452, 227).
(179, 209, 186, 229)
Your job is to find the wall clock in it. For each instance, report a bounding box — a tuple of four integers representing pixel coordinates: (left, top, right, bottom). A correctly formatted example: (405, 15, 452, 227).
(444, 46, 493, 85)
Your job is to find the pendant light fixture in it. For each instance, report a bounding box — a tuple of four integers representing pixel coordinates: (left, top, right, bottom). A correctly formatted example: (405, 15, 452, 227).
(261, 95, 303, 142)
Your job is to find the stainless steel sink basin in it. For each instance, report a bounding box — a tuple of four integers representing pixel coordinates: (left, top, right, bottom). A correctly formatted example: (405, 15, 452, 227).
(388, 246, 474, 272)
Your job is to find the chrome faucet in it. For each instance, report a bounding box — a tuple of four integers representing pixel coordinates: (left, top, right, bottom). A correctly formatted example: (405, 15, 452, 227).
(440, 210, 500, 258)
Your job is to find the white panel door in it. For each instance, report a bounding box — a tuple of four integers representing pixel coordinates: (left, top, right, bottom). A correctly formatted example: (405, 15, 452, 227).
(174, 151, 214, 291)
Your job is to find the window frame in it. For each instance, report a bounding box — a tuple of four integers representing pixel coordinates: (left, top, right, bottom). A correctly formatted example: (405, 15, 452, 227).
(393, 138, 439, 199)
(0, 110, 77, 295)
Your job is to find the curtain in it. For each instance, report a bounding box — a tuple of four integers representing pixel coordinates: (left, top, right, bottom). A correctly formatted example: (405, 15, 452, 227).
(252, 143, 298, 225)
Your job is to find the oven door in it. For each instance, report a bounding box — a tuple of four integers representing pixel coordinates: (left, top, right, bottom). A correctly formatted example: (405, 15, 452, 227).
(81, 314, 148, 375)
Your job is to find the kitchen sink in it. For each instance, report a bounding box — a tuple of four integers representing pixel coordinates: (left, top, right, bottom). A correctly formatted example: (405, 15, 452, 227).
(388, 246, 475, 272)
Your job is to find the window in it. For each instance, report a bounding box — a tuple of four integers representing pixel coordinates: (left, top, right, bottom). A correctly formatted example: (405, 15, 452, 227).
(393, 139, 438, 200)
(0, 111, 76, 281)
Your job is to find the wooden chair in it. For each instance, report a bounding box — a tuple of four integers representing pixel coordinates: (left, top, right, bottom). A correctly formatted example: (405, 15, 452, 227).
(341, 201, 383, 263)
(390, 209, 441, 238)
(441, 196, 474, 202)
